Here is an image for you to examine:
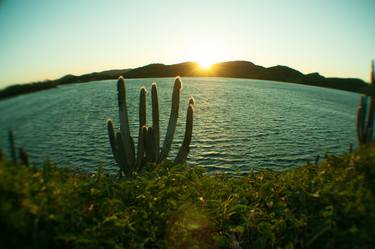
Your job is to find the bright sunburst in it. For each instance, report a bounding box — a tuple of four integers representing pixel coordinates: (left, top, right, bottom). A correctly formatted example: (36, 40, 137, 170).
(198, 60, 214, 70)
(179, 37, 235, 70)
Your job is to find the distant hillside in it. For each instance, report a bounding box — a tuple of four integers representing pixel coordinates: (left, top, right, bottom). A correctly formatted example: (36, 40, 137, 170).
(0, 81, 58, 100)
(55, 69, 132, 84)
(0, 69, 132, 100)
(120, 61, 370, 93)
(0, 61, 371, 100)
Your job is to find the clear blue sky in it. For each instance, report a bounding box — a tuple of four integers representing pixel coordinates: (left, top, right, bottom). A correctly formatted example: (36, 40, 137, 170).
(0, 0, 374, 88)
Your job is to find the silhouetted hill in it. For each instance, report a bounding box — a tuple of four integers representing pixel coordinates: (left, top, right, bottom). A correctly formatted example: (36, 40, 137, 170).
(56, 69, 132, 84)
(0, 81, 57, 100)
(120, 61, 370, 93)
(123, 62, 201, 78)
(0, 60, 371, 100)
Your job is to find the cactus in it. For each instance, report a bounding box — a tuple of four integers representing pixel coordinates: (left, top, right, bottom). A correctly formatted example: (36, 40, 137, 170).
(175, 97, 195, 163)
(6, 130, 30, 166)
(136, 88, 147, 169)
(159, 77, 183, 161)
(107, 76, 195, 176)
(151, 83, 160, 162)
(357, 61, 375, 145)
(118, 76, 135, 167)
(19, 147, 29, 166)
(8, 130, 17, 164)
(371, 60, 374, 85)
(0, 148, 5, 161)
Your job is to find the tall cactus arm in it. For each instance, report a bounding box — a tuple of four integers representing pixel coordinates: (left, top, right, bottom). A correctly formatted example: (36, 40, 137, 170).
(136, 126, 146, 170)
(357, 105, 364, 143)
(357, 96, 367, 143)
(19, 147, 29, 166)
(136, 87, 147, 169)
(141, 126, 148, 169)
(159, 77, 183, 161)
(8, 130, 16, 164)
(117, 76, 135, 166)
(366, 96, 375, 143)
(107, 119, 119, 164)
(145, 127, 155, 162)
(151, 83, 160, 162)
(116, 132, 128, 176)
(175, 97, 195, 163)
(139, 87, 147, 126)
(0, 149, 5, 161)
(371, 60, 374, 85)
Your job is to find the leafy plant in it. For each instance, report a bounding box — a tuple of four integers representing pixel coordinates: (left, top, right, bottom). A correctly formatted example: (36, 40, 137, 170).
(1, 145, 375, 248)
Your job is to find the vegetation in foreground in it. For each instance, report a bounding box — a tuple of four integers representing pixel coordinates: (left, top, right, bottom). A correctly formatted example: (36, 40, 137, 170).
(0, 146, 375, 249)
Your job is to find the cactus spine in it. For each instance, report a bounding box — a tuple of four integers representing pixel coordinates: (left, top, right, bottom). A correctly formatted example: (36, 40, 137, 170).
(107, 76, 195, 176)
(357, 61, 375, 145)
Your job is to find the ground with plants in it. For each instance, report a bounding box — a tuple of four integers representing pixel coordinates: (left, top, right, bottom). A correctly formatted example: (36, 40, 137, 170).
(0, 146, 375, 249)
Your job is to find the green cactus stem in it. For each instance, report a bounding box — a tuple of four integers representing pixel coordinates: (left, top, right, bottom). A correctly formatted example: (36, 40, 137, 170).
(141, 125, 148, 168)
(116, 132, 128, 175)
(159, 77, 183, 162)
(8, 130, 16, 164)
(19, 147, 29, 166)
(366, 97, 375, 142)
(0, 148, 5, 161)
(117, 77, 135, 167)
(314, 155, 320, 165)
(148, 126, 157, 162)
(357, 96, 366, 143)
(357, 61, 375, 145)
(136, 126, 146, 169)
(136, 87, 147, 169)
(175, 97, 195, 163)
(107, 119, 119, 164)
(139, 87, 147, 126)
(371, 60, 374, 85)
(151, 83, 160, 162)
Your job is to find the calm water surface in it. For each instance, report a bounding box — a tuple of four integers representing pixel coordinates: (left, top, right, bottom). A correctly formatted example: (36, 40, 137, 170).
(0, 77, 360, 173)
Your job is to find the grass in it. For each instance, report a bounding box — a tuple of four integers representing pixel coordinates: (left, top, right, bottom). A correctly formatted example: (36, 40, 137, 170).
(0, 146, 375, 249)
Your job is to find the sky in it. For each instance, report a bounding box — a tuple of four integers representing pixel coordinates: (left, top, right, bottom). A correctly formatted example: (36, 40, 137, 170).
(0, 0, 374, 88)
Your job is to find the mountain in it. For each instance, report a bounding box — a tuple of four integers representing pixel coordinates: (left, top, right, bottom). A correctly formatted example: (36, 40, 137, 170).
(120, 61, 369, 93)
(0, 61, 371, 100)
(55, 69, 132, 84)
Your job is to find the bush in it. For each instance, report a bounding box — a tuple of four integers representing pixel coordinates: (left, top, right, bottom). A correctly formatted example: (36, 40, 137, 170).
(0, 147, 374, 249)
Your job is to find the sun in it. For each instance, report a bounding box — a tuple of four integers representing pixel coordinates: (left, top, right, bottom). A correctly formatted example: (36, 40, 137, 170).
(198, 60, 214, 70)
(180, 38, 233, 70)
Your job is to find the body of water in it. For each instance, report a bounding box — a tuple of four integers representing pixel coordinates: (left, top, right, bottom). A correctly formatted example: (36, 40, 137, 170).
(0, 77, 360, 173)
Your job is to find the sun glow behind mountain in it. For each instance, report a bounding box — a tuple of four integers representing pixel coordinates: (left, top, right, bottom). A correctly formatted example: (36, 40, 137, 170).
(198, 60, 214, 69)
(181, 38, 233, 70)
